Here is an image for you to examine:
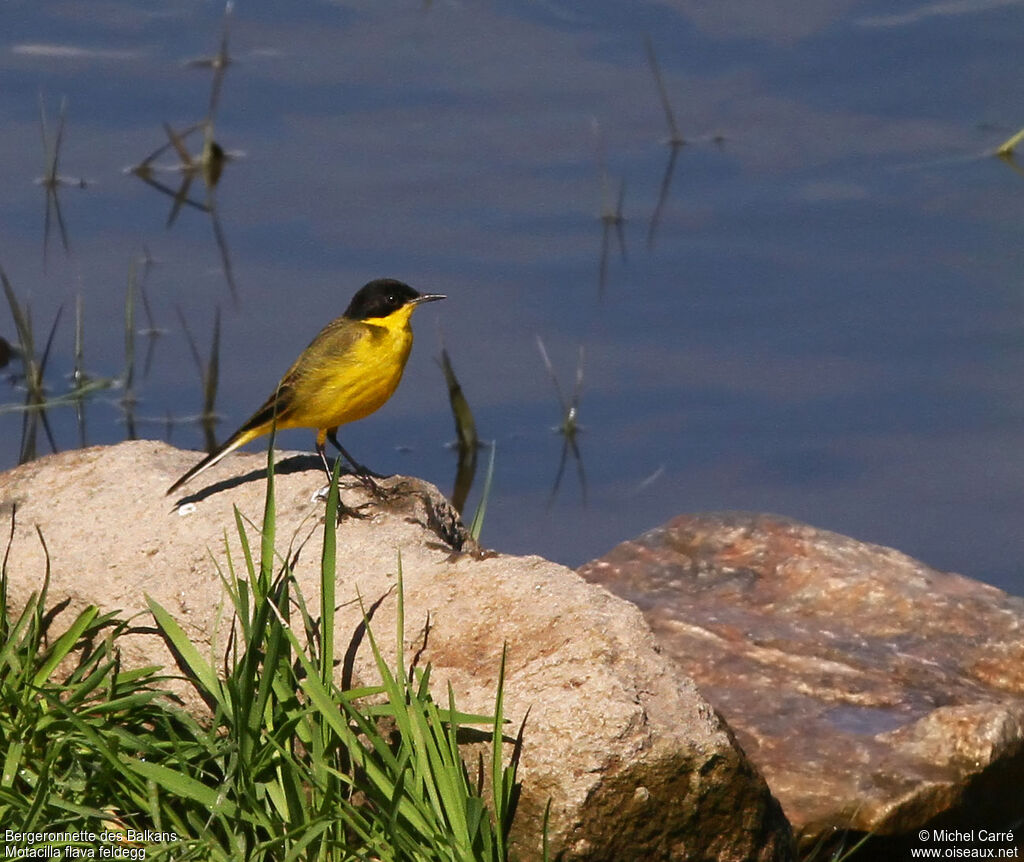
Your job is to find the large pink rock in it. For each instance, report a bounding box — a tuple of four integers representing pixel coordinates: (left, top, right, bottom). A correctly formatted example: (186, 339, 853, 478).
(578, 512, 1024, 855)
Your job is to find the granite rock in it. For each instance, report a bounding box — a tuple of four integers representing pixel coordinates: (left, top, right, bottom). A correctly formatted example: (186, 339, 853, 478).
(0, 443, 793, 861)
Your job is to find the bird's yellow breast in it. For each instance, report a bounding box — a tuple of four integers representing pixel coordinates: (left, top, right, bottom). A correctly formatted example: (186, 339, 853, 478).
(281, 304, 416, 431)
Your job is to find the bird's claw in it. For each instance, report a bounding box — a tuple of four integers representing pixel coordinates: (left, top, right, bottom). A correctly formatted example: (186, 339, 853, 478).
(313, 483, 374, 520)
(356, 473, 394, 500)
(335, 500, 372, 522)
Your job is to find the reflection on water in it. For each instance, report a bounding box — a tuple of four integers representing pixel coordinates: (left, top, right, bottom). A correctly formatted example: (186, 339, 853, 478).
(174, 304, 221, 454)
(594, 120, 628, 298)
(1, 271, 62, 463)
(437, 344, 480, 515)
(536, 336, 587, 508)
(36, 93, 88, 266)
(129, 122, 240, 303)
(127, 4, 241, 304)
(1, 1, 1023, 593)
(643, 35, 686, 251)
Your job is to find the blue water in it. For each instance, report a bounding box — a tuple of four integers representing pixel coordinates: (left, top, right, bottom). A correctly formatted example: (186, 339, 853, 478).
(2, 0, 1023, 592)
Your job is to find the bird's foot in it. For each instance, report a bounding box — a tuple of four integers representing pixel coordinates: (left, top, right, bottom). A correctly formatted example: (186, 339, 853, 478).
(313, 484, 373, 521)
(336, 500, 372, 522)
(353, 472, 393, 500)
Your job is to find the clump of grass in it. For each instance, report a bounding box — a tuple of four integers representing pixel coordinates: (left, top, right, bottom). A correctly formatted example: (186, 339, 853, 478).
(0, 506, 191, 843)
(140, 451, 526, 859)
(0, 447, 528, 860)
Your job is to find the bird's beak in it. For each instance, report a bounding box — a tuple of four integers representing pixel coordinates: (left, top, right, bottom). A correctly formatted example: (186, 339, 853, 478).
(414, 293, 446, 305)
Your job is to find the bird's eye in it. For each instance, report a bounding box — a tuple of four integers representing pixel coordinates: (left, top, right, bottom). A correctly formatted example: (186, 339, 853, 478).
(387, 295, 397, 305)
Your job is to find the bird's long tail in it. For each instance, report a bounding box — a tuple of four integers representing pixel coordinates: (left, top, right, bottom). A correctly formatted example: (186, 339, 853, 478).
(166, 427, 260, 496)
(166, 385, 292, 496)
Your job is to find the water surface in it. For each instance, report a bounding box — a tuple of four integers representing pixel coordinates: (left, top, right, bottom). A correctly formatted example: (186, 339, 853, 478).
(2, 0, 1023, 592)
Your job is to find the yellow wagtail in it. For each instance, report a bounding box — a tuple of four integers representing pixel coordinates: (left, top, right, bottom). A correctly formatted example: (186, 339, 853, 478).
(167, 278, 445, 495)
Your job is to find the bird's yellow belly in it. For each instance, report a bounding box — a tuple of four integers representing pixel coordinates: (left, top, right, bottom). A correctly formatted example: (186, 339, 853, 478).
(284, 327, 412, 431)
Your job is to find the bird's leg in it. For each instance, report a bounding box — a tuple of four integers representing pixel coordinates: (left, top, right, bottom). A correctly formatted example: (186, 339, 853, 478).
(327, 429, 382, 478)
(316, 432, 334, 484)
(315, 429, 369, 520)
(326, 429, 387, 498)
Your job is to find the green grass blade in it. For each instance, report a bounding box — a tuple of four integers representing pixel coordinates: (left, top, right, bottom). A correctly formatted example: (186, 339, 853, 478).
(259, 404, 280, 592)
(320, 457, 342, 689)
(997, 127, 1024, 157)
(32, 605, 98, 686)
(1, 267, 34, 358)
(145, 594, 226, 711)
(125, 760, 240, 816)
(469, 442, 496, 541)
(1, 741, 25, 789)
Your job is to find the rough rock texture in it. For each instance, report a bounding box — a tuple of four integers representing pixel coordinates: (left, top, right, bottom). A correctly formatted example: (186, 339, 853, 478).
(578, 512, 1024, 854)
(0, 442, 792, 862)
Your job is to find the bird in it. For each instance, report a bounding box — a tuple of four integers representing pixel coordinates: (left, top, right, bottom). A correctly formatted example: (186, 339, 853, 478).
(167, 278, 445, 496)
